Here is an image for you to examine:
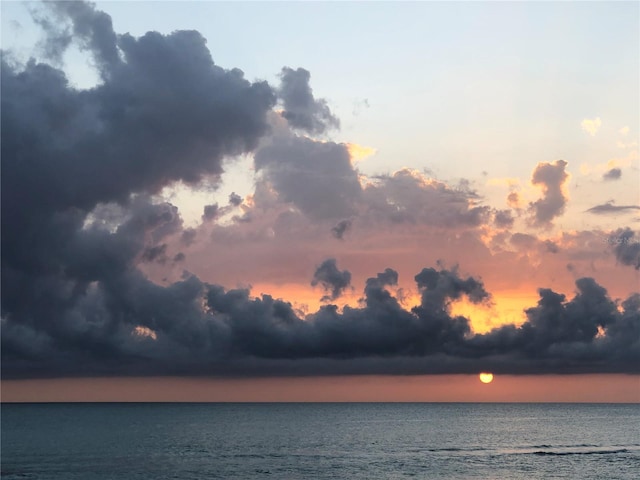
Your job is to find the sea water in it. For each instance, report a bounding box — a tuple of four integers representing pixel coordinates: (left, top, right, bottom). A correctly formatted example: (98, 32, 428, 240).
(2, 403, 639, 479)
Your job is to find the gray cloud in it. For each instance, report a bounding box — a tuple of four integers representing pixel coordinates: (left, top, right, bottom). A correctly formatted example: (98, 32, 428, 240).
(311, 259, 352, 301)
(254, 136, 362, 220)
(603, 168, 622, 181)
(278, 67, 339, 134)
(610, 228, 640, 270)
(203, 204, 220, 222)
(528, 160, 569, 228)
(331, 219, 352, 239)
(587, 202, 640, 215)
(362, 169, 490, 228)
(229, 192, 243, 206)
(3, 263, 638, 378)
(494, 209, 514, 229)
(2, 2, 638, 380)
(1, 1, 274, 379)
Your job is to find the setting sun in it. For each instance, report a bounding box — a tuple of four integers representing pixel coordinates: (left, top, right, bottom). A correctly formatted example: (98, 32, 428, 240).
(479, 373, 494, 384)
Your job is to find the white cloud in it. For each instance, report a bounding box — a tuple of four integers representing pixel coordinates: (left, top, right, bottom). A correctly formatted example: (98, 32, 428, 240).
(581, 117, 602, 136)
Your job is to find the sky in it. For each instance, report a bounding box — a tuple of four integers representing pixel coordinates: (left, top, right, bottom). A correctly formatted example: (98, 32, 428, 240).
(1, 0, 639, 402)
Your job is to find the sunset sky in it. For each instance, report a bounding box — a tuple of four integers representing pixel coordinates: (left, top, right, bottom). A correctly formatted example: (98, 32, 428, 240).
(1, 1, 639, 402)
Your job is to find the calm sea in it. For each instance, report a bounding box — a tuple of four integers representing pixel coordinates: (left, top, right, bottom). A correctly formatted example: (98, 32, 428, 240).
(2, 403, 639, 479)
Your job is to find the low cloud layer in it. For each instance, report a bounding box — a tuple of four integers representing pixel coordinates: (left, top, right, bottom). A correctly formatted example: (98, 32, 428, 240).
(3, 262, 638, 378)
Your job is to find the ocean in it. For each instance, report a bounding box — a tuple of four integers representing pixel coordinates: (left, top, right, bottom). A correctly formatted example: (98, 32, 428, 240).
(2, 403, 639, 479)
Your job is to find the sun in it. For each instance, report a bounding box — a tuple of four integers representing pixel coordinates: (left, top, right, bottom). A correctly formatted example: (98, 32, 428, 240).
(479, 372, 494, 384)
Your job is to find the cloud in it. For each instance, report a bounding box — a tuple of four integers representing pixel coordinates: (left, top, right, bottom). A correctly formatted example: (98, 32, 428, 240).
(32, 1, 119, 73)
(346, 143, 376, 164)
(331, 219, 352, 239)
(2, 1, 275, 378)
(2, 2, 638, 381)
(202, 204, 220, 221)
(527, 160, 569, 228)
(3, 263, 638, 378)
(609, 228, 640, 270)
(362, 169, 490, 228)
(278, 67, 339, 134)
(311, 259, 352, 301)
(229, 192, 243, 206)
(507, 191, 522, 209)
(602, 168, 622, 181)
(254, 136, 362, 220)
(493, 209, 514, 229)
(581, 117, 602, 136)
(587, 202, 640, 215)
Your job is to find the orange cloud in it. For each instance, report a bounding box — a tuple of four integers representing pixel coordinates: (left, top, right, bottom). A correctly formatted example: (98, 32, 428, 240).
(346, 142, 377, 164)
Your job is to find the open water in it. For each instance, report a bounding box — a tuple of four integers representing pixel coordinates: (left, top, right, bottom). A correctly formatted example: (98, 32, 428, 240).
(2, 403, 639, 479)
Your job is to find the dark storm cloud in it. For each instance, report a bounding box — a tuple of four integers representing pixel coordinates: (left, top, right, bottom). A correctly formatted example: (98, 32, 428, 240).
(4, 262, 638, 377)
(278, 67, 339, 134)
(587, 202, 640, 215)
(311, 259, 352, 301)
(1, 1, 273, 376)
(528, 160, 569, 228)
(331, 219, 352, 239)
(603, 168, 622, 181)
(254, 136, 362, 219)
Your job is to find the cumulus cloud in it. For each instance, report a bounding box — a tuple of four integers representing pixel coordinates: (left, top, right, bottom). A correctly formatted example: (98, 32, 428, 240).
(3, 262, 638, 377)
(2, 1, 274, 377)
(311, 259, 352, 301)
(581, 117, 602, 136)
(278, 66, 339, 134)
(254, 136, 362, 220)
(528, 160, 569, 228)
